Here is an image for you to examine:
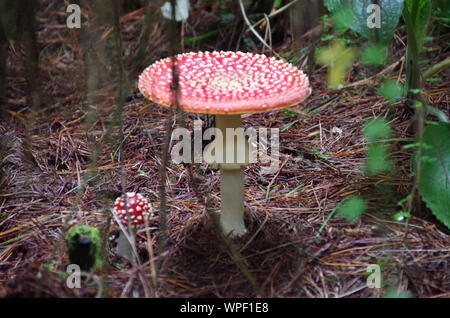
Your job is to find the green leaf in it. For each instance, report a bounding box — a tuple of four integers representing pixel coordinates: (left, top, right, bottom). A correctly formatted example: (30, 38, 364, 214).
(433, 0, 450, 26)
(403, 142, 421, 149)
(393, 211, 411, 221)
(377, 80, 404, 102)
(332, 7, 354, 34)
(397, 195, 412, 206)
(363, 118, 392, 142)
(366, 143, 392, 175)
(324, 0, 405, 43)
(335, 195, 368, 223)
(272, 0, 283, 9)
(419, 123, 450, 230)
(324, 0, 345, 12)
(361, 44, 388, 66)
(282, 108, 297, 119)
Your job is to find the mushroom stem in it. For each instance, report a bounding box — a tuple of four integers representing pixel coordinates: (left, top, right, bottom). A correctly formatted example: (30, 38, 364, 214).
(220, 167, 246, 236)
(216, 114, 247, 236)
(116, 231, 134, 262)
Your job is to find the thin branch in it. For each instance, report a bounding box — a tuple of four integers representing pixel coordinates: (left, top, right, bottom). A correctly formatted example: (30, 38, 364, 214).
(238, 0, 281, 58)
(244, 0, 300, 34)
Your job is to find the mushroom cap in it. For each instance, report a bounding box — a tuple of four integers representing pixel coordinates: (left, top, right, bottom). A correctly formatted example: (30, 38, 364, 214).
(113, 192, 152, 227)
(138, 51, 311, 115)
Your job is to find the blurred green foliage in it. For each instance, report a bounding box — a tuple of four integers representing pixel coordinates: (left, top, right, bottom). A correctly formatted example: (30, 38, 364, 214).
(419, 123, 450, 230)
(324, 0, 405, 43)
(66, 224, 103, 271)
(377, 80, 404, 102)
(433, 0, 450, 26)
(363, 119, 392, 142)
(361, 44, 388, 66)
(335, 195, 368, 223)
(316, 40, 356, 89)
(363, 118, 393, 176)
(366, 143, 392, 175)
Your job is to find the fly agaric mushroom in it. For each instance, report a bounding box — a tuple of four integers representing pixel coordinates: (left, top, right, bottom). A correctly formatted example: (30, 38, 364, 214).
(138, 51, 311, 236)
(112, 192, 152, 260)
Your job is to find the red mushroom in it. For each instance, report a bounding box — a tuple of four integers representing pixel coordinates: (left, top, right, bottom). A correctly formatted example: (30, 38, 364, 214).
(138, 51, 311, 236)
(112, 192, 152, 260)
(113, 192, 152, 226)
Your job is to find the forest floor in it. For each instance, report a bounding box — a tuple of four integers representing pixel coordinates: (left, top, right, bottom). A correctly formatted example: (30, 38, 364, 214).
(0, 1, 449, 298)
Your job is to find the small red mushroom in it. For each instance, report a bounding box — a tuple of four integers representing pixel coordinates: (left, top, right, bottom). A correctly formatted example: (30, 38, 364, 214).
(113, 192, 152, 227)
(112, 192, 152, 261)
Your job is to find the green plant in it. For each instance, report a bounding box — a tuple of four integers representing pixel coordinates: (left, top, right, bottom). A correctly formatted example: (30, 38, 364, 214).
(360, 44, 388, 66)
(66, 225, 103, 271)
(324, 0, 405, 44)
(418, 122, 450, 230)
(377, 80, 404, 103)
(335, 195, 368, 223)
(363, 118, 393, 175)
(394, 195, 413, 221)
(318, 0, 405, 88)
(403, 0, 431, 100)
(433, 0, 450, 26)
(316, 40, 356, 89)
(282, 108, 298, 119)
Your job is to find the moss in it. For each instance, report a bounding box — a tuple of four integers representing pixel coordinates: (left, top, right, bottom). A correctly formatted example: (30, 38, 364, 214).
(66, 224, 103, 271)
